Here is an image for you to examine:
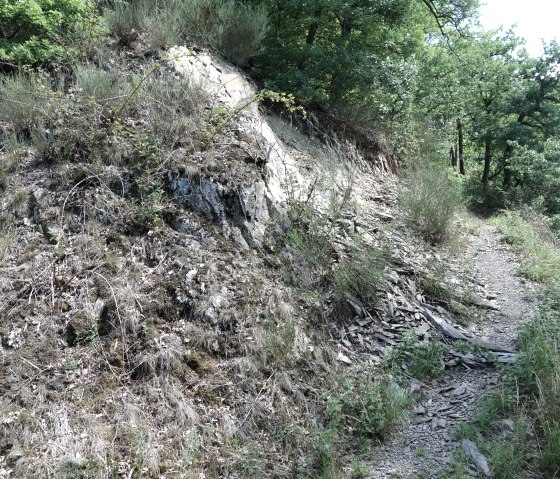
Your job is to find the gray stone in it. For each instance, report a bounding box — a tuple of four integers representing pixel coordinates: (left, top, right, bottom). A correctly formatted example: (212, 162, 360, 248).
(462, 439, 492, 477)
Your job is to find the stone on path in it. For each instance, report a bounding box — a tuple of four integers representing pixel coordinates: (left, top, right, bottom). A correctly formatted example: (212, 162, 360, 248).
(462, 439, 492, 477)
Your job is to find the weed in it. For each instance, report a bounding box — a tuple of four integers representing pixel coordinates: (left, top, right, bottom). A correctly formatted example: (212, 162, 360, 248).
(0, 73, 55, 135)
(310, 427, 342, 479)
(351, 459, 369, 478)
(285, 201, 335, 288)
(74, 64, 128, 107)
(217, 2, 268, 66)
(333, 247, 384, 307)
(259, 313, 296, 367)
(415, 448, 426, 458)
(325, 375, 411, 447)
(103, 0, 149, 45)
(140, 72, 207, 148)
(58, 458, 101, 479)
(385, 332, 448, 381)
(438, 450, 473, 479)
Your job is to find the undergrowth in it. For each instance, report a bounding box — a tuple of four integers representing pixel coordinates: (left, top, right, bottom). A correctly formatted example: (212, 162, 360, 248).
(103, 0, 268, 66)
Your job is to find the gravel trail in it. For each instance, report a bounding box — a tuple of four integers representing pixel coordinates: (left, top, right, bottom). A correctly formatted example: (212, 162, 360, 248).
(366, 223, 533, 479)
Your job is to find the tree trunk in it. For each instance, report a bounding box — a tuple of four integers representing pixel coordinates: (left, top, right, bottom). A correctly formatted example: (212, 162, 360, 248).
(482, 138, 492, 191)
(503, 143, 513, 188)
(450, 146, 457, 168)
(297, 9, 322, 70)
(305, 9, 322, 45)
(457, 118, 465, 175)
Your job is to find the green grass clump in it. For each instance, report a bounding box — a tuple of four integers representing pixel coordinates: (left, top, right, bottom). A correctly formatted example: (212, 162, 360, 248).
(493, 210, 560, 283)
(325, 375, 411, 446)
(400, 164, 463, 244)
(385, 332, 448, 381)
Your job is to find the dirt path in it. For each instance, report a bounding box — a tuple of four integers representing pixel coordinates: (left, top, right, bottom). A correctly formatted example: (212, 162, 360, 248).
(366, 223, 533, 479)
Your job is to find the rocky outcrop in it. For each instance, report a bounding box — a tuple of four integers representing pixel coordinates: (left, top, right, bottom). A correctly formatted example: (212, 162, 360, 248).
(166, 47, 394, 249)
(166, 169, 273, 249)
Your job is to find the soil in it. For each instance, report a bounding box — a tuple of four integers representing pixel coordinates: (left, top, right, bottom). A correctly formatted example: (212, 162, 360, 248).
(365, 223, 534, 479)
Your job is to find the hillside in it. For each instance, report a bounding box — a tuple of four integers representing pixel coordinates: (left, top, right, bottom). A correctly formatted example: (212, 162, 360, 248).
(1, 1, 560, 479)
(0, 46, 516, 479)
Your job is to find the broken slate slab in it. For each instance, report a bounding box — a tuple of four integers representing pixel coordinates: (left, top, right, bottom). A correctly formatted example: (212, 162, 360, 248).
(466, 294, 500, 311)
(462, 439, 492, 477)
(336, 352, 352, 365)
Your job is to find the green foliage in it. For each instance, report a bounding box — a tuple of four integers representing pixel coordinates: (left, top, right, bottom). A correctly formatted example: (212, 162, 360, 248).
(385, 332, 448, 381)
(0, 0, 100, 66)
(505, 140, 560, 214)
(333, 246, 383, 306)
(251, 0, 424, 114)
(325, 375, 410, 446)
(400, 164, 463, 244)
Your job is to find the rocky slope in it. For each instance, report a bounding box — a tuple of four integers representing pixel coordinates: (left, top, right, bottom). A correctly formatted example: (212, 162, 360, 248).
(0, 48, 511, 479)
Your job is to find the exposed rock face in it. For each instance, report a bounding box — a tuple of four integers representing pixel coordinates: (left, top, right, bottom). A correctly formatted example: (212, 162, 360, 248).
(166, 170, 272, 248)
(166, 47, 394, 249)
(166, 47, 306, 247)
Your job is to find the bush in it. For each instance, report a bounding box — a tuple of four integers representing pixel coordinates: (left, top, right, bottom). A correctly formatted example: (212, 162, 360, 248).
(217, 2, 268, 66)
(74, 64, 129, 106)
(0, 72, 56, 134)
(0, 0, 100, 66)
(140, 72, 207, 147)
(103, 0, 185, 49)
(400, 164, 463, 244)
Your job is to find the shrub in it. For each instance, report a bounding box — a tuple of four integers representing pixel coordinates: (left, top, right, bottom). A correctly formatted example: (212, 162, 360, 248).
(103, 0, 177, 49)
(217, 2, 268, 66)
(0, 0, 100, 66)
(75, 64, 122, 102)
(325, 375, 410, 445)
(103, 0, 152, 46)
(0, 72, 56, 134)
(140, 72, 207, 147)
(400, 164, 463, 244)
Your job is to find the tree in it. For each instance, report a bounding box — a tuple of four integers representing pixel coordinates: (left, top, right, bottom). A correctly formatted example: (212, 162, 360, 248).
(0, 0, 98, 67)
